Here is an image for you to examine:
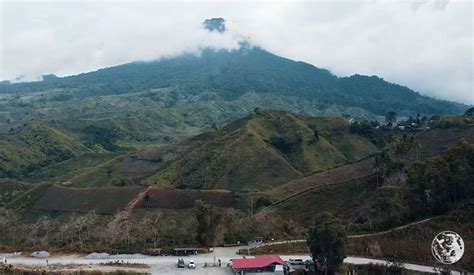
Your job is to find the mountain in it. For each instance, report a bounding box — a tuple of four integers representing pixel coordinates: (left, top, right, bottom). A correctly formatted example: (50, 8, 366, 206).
(0, 46, 467, 144)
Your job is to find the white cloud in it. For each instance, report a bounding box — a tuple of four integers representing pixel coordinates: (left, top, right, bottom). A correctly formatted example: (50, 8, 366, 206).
(0, 0, 472, 104)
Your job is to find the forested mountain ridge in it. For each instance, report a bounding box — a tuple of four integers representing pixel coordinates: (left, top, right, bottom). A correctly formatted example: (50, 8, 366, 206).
(0, 46, 467, 126)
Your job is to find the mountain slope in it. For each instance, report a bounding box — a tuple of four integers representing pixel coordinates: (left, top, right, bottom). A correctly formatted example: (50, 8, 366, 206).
(140, 110, 378, 190)
(0, 47, 467, 140)
(0, 122, 92, 178)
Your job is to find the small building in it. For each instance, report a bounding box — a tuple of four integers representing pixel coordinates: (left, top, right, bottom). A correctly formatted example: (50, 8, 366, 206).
(231, 255, 285, 274)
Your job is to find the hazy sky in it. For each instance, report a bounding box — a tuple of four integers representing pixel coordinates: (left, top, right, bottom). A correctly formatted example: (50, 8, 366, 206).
(1, 0, 472, 104)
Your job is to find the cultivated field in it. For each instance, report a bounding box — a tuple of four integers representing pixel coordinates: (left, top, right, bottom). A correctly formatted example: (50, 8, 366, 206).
(33, 185, 144, 214)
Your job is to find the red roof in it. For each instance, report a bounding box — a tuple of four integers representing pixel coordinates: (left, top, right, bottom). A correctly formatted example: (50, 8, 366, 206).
(231, 255, 285, 269)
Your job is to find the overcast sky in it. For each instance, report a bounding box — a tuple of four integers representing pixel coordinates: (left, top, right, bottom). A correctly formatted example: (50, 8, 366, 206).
(0, 0, 472, 104)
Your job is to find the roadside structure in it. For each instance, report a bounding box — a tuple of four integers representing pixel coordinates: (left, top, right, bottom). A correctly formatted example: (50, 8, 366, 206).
(231, 255, 285, 274)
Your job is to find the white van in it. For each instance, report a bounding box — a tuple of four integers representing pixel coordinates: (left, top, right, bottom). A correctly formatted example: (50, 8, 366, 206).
(188, 259, 196, 268)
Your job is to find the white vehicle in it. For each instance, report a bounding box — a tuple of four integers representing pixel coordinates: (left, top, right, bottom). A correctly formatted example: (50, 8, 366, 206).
(288, 258, 304, 265)
(188, 259, 196, 268)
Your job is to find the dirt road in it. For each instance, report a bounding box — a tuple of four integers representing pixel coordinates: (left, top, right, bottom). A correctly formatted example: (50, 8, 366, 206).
(1, 245, 452, 275)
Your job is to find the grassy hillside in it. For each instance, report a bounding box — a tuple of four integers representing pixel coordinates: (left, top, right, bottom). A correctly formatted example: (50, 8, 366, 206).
(56, 110, 377, 189)
(0, 180, 34, 207)
(0, 122, 92, 178)
(141, 110, 378, 190)
(268, 157, 374, 201)
(274, 176, 379, 225)
(409, 115, 474, 160)
(30, 152, 123, 184)
(268, 115, 474, 226)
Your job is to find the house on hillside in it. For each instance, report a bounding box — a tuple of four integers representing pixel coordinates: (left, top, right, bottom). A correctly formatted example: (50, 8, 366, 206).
(231, 255, 285, 274)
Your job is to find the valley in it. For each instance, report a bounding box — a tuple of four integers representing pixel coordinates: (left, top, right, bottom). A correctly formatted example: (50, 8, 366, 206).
(0, 39, 473, 274)
(1, 107, 473, 272)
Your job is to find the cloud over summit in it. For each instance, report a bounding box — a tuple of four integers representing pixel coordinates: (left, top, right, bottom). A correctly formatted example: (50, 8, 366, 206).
(1, 1, 472, 104)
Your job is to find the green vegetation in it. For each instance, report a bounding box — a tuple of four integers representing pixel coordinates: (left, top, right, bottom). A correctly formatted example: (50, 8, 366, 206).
(5, 183, 51, 215)
(0, 180, 33, 207)
(307, 212, 348, 274)
(30, 152, 122, 184)
(406, 140, 474, 219)
(0, 110, 472, 271)
(0, 43, 472, 273)
(0, 48, 466, 129)
(194, 200, 223, 247)
(375, 186, 406, 228)
(143, 110, 377, 190)
(0, 122, 91, 178)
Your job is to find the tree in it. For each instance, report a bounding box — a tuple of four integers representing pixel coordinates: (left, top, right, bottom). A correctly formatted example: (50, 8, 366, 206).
(83, 125, 120, 151)
(464, 107, 474, 116)
(385, 111, 397, 127)
(307, 213, 347, 275)
(373, 151, 392, 186)
(375, 186, 406, 228)
(141, 212, 164, 248)
(194, 200, 222, 247)
(407, 140, 474, 219)
(387, 134, 419, 171)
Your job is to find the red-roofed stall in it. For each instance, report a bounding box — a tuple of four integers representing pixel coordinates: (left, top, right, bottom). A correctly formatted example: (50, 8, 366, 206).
(231, 255, 285, 274)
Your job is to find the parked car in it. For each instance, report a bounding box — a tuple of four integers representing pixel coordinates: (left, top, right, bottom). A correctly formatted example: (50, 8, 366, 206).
(288, 258, 304, 265)
(177, 259, 185, 268)
(188, 259, 196, 268)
